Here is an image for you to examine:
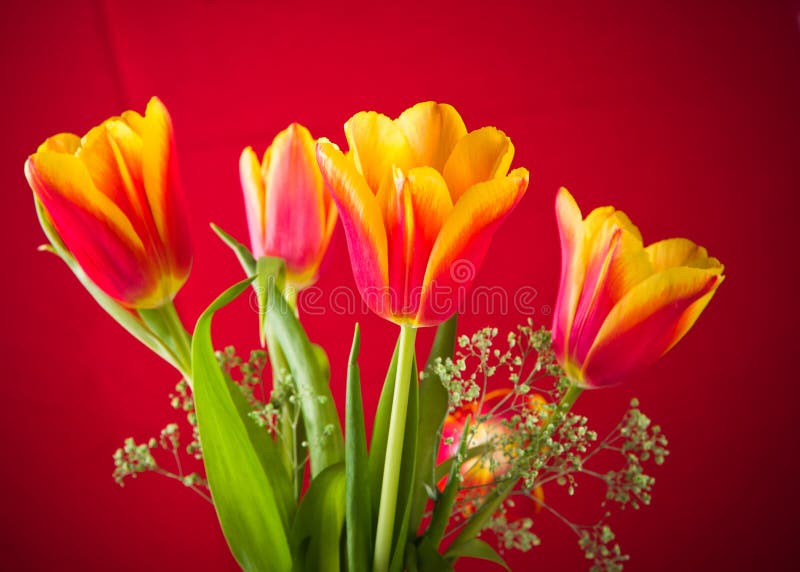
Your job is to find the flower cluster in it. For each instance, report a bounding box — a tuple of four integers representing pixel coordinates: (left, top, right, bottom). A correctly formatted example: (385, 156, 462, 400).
(27, 98, 722, 572)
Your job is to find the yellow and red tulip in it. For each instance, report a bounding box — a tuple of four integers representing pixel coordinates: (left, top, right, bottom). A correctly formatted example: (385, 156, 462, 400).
(316, 102, 529, 327)
(240, 123, 337, 288)
(552, 188, 724, 388)
(25, 97, 192, 310)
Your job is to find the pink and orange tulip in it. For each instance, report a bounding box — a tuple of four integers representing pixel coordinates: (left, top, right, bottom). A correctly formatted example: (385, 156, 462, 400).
(316, 102, 529, 327)
(240, 123, 337, 288)
(552, 188, 724, 388)
(438, 389, 545, 511)
(25, 97, 192, 309)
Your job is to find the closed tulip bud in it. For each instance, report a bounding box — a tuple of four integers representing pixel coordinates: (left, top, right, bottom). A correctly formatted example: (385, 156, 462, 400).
(240, 123, 337, 289)
(25, 97, 192, 309)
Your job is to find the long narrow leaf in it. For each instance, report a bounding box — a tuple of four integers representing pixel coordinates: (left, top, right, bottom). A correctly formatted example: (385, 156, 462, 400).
(425, 417, 471, 548)
(409, 316, 458, 540)
(445, 538, 509, 571)
(345, 325, 371, 571)
(446, 479, 516, 556)
(262, 280, 344, 476)
(192, 278, 291, 572)
(388, 359, 419, 572)
(290, 463, 347, 572)
(424, 315, 458, 370)
(368, 339, 401, 518)
(211, 222, 257, 276)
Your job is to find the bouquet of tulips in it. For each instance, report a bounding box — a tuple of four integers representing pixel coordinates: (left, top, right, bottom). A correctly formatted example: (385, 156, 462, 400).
(25, 98, 724, 571)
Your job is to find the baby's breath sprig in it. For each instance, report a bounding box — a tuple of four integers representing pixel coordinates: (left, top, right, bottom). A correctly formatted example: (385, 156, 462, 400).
(428, 323, 669, 570)
(113, 346, 296, 504)
(578, 522, 629, 572)
(112, 423, 211, 503)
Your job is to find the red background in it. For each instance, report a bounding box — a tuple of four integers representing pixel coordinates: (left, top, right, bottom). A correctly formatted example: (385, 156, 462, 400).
(2, 1, 798, 570)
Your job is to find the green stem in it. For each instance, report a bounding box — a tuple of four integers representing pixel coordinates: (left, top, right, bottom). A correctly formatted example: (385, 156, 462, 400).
(446, 383, 584, 553)
(264, 287, 304, 501)
(373, 324, 417, 572)
(161, 301, 192, 384)
(285, 286, 299, 317)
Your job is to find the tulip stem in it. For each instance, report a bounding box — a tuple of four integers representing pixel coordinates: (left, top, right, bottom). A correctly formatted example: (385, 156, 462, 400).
(284, 286, 299, 317)
(161, 302, 193, 385)
(373, 324, 417, 572)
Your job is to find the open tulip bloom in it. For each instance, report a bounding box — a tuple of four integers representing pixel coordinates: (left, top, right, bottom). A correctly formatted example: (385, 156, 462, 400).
(552, 188, 724, 388)
(316, 101, 529, 327)
(316, 101, 529, 570)
(27, 99, 724, 572)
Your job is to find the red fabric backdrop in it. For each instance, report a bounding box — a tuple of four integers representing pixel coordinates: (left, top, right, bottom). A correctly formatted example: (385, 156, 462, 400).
(2, 0, 798, 570)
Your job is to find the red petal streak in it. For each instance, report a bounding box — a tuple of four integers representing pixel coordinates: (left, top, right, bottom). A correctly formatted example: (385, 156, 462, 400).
(263, 124, 326, 280)
(551, 189, 585, 362)
(316, 140, 390, 318)
(26, 158, 157, 306)
(581, 272, 721, 387)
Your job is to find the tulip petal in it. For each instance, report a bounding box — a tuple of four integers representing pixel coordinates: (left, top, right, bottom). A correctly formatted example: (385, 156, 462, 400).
(569, 212, 653, 362)
(417, 168, 528, 326)
(395, 102, 467, 172)
(262, 123, 327, 285)
(105, 119, 169, 259)
(552, 188, 586, 361)
(77, 124, 135, 211)
(25, 153, 163, 306)
(316, 139, 389, 313)
(442, 127, 514, 202)
(344, 111, 414, 193)
(240, 145, 267, 258)
(380, 166, 453, 319)
(140, 97, 192, 280)
(37, 133, 80, 154)
(646, 238, 721, 271)
(580, 267, 724, 387)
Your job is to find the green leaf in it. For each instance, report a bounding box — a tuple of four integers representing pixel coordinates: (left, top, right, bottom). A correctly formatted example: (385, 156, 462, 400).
(445, 538, 510, 571)
(405, 543, 420, 572)
(424, 314, 458, 370)
(219, 345, 294, 529)
(256, 256, 286, 346)
(191, 278, 291, 572)
(290, 463, 346, 572)
(368, 339, 401, 518)
(311, 343, 331, 383)
(388, 358, 419, 572)
(260, 275, 344, 476)
(409, 315, 458, 541)
(210, 222, 256, 276)
(447, 479, 516, 555)
(415, 537, 454, 572)
(345, 324, 372, 572)
(426, 418, 471, 548)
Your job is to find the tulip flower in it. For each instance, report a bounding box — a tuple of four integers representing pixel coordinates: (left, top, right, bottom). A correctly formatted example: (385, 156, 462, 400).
(317, 102, 528, 572)
(438, 389, 546, 513)
(552, 188, 724, 388)
(25, 97, 192, 310)
(438, 389, 516, 491)
(240, 123, 337, 289)
(316, 101, 529, 327)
